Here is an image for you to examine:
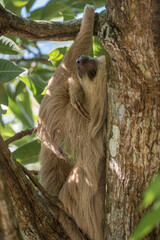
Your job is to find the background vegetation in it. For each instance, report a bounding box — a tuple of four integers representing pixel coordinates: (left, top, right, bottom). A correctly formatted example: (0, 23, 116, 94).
(0, 0, 105, 166)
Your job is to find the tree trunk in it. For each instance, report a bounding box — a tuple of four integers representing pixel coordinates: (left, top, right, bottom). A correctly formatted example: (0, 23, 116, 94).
(104, 0, 160, 239)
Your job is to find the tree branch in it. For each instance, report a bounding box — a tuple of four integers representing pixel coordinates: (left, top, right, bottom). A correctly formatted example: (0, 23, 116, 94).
(10, 57, 50, 64)
(0, 135, 69, 240)
(5, 128, 37, 145)
(0, 4, 101, 41)
(1, 134, 87, 240)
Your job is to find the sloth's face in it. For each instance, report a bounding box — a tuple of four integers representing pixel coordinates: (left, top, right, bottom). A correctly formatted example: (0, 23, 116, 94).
(76, 55, 98, 80)
(76, 55, 106, 95)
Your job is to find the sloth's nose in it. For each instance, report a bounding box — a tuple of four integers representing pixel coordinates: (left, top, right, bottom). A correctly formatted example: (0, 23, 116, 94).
(76, 55, 89, 64)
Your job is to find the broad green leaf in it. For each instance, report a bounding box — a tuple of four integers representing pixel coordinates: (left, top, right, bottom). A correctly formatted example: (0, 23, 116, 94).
(0, 36, 21, 55)
(0, 59, 24, 83)
(19, 74, 47, 103)
(11, 0, 29, 7)
(0, 83, 8, 106)
(5, 1, 22, 16)
(17, 90, 34, 125)
(15, 81, 26, 97)
(30, 7, 43, 20)
(6, 81, 34, 128)
(0, 122, 15, 140)
(32, 68, 53, 81)
(13, 140, 41, 164)
(130, 203, 160, 240)
(141, 174, 160, 209)
(8, 95, 34, 128)
(48, 47, 69, 67)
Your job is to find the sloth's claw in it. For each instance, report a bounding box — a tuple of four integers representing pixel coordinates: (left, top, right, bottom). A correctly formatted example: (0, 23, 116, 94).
(73, 101, 90, 120)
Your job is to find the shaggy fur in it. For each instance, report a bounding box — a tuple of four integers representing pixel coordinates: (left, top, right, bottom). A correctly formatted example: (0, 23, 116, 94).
(37, 5, 107, 240)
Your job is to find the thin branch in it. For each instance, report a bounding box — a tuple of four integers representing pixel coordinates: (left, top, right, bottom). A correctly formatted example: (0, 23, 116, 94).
(5, 127, 71, 164)
(4, 128, 86, 239)
(0, 135, 70, 239)
(0, 4, 100, 41)
(10, 57, 50, 64)
(19, 162, 62, 206)
(6, 128, 58, 204)
(29, 170, 39, 175)
(5, 128, 37, 145)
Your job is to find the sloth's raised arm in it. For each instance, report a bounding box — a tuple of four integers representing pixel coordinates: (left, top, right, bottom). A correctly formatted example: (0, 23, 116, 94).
(60, 5, 95, 74)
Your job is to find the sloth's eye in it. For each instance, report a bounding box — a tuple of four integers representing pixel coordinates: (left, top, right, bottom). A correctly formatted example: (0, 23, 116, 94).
(88, 70, 97, 80)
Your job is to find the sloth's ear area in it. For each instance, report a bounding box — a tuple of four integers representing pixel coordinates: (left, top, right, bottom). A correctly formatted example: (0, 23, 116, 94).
(76, 55, 98, 80)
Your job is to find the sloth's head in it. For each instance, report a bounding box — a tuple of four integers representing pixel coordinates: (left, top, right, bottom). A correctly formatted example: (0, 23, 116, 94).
(76, 55, 106, 95)
(76, 55, 98, 80)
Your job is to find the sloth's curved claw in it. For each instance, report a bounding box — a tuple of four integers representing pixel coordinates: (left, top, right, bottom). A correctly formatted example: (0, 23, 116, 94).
(73, 101, 90, 120)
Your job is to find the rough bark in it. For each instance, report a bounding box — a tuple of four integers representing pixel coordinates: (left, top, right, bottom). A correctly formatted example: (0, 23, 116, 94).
(104, 0, 160, 239)
(0, 160, 22, 240)
(0, 4, 102, 41)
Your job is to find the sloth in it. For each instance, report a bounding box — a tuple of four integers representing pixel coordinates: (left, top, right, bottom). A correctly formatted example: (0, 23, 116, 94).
(37, 5, 107, 240)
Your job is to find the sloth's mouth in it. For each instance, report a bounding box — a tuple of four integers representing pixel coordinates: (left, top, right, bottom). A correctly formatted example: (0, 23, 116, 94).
(76, 55, 98, 80)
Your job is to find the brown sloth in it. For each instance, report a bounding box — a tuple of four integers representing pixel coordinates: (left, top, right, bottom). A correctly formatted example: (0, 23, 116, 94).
(37, 5, 107, 240)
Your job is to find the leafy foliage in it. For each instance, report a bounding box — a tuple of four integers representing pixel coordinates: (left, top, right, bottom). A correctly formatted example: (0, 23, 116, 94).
(0, 0, 105, 167)
(13, 139, 41, 164)
(0, 59, 24, 82)
(0, 36, 21, 55)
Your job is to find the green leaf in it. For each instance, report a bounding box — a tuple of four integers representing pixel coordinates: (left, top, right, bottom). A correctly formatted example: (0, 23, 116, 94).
(10, 0, 29, 7)
(32, 68, 53, 81)
(8, 95, 34, 129)
(19, 74, 47, 103)
(30, 0, 66, 20)
(17, 90, 34, 125)
(15, 81, 26, 97)
(130, 203, 160, 240)
(30, 0, 105, 20)
(5, 1, 22, 16)
(0, 122, 15, 140)
(48, 47, 69, 67)
(6, 81, 34, 128)
(0, 83, 8, 106)
(0, 59, 25, 83)
(26, 0, 36, 11)
(141, 174, 160, 209)
(93, 36, 105, 58)
(0, 0, 5, 7)
(13, 140, 41, 164)
(0, 36, 21, 55)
